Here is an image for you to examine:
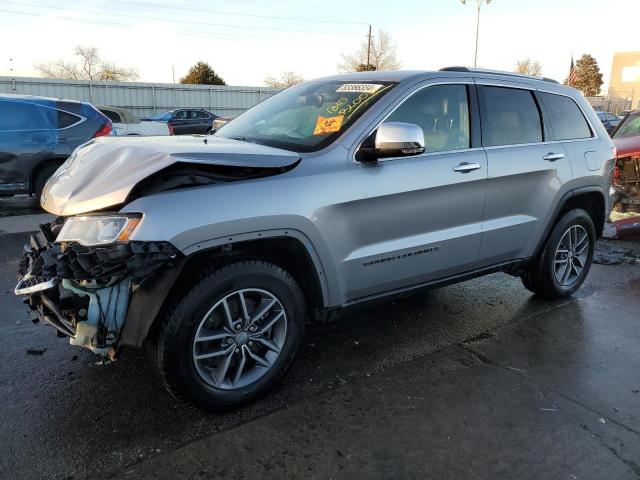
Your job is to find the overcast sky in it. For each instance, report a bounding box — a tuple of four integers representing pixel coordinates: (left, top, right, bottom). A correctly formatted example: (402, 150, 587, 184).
(1, 0, 638, 88)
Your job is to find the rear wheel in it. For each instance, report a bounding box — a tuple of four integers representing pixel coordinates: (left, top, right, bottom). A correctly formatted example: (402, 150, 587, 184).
(521, 208, 595, 299)
(149, 260, 305, 411)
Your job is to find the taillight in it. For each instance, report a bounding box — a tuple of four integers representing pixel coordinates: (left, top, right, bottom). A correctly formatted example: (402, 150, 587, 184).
(168, 123, 174, 135)
(93, 121, 113, 138)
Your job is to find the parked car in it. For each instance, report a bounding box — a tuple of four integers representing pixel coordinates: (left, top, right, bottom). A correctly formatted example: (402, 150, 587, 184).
(97, 105, 172, 136)
(0, 94, 112, 199)
(141, 108, 217, 135)
(596, 111, 621, 133)
(610, 109, 640, 210)
(16, 68, 614, 411)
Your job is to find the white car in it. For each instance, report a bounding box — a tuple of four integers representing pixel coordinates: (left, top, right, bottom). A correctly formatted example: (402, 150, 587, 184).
(98, 105, 173, 136)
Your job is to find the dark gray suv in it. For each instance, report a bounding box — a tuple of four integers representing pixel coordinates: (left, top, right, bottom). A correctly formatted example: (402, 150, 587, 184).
(0, 94, 112, 198)
(16, 68, 615, 410)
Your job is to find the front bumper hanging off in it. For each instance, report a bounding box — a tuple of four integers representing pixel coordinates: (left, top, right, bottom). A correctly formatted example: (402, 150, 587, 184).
(15, 223, 181, 356)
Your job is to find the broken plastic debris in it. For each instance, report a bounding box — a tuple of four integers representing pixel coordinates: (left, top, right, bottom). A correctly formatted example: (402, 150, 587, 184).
(598, 417, 606, 424)
(26, 347, 47, 355)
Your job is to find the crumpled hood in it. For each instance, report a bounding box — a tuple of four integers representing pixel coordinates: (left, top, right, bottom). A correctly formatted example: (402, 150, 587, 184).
(41, 135, 300, 216)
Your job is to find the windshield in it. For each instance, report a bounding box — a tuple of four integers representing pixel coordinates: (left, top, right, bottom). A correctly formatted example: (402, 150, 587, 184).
(613, 112, 640, 139)
(216, 80, 396, 152)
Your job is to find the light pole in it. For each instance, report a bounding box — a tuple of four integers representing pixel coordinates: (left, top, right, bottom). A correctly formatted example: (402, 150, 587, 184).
(460, 0, 492, 68)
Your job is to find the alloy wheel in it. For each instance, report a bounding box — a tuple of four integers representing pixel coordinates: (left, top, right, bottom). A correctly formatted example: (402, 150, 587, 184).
(553, 225, 590, 287)
(192, 288, 287, 390)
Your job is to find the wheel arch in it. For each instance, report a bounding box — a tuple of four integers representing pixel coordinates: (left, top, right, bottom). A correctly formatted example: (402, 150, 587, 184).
(122, 233, 330, 348)
(29, 157, 66, 194)
(533, 186, 606, 258)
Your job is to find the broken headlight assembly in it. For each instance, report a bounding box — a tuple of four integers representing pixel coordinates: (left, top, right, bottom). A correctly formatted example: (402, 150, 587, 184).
(15, 214, 181, 357)
(56, 214, 142, 246)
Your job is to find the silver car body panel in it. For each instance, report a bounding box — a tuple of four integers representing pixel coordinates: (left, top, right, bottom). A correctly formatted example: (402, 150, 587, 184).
(42, 70, 615, 310)
(41, 135, 300, 216)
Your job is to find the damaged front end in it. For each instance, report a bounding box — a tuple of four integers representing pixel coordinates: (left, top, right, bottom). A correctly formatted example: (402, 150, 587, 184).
(15, 217, 181, 357)
(614, 154, 640, 210)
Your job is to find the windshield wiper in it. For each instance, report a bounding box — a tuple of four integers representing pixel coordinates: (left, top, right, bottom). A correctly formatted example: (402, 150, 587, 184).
(228, 135, 264, 145)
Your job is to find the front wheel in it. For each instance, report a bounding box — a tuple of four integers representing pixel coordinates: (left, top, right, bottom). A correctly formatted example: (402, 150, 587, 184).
(521, 208, 596, 299)
(149, 261, 305, 411)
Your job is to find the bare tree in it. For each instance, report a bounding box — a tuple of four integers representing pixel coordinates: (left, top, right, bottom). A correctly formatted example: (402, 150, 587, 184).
(264, 71, 305, 88)
(35, 46, 138, 81)
(515, 58, 543, 76)
(338, 30, 401, 72)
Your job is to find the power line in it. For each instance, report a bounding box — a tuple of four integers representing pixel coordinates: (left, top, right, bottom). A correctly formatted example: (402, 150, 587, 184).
(91, 0, 367, 26)
(4, 2, 353, 36)
(0, 8, 305, 42)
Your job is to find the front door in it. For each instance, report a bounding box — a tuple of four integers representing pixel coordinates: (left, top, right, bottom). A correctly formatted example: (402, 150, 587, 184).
(346, 82, 487, 301)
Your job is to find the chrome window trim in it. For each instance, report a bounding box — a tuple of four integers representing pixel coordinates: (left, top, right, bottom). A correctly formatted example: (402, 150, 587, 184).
(352, 80, 476, 164)
(55, 108, 86, 131)
(352, 79, 601, 164)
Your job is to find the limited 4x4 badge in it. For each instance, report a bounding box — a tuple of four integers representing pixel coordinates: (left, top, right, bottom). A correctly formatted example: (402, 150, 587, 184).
(363, 245, 440, 266)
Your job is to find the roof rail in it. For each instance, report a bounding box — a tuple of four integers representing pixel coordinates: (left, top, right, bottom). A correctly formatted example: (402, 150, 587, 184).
(439, 66, 559, 84)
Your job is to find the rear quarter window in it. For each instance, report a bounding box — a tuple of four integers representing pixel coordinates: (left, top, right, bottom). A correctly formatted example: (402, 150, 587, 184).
(57, 110, 82, 128)
(539, 92, 592, 141)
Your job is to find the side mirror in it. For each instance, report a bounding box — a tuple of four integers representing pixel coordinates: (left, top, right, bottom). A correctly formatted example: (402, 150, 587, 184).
(357, 122, 425, 162)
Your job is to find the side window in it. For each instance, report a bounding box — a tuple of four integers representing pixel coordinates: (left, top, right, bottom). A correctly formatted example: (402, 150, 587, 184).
(57, 110, 81, 128)
(480, 86, 542, 147)
(539, 92, 592, 141)
(385, 84, 470, 153)
(100, 109, 121, 124)
(173, 111, 187, 119)
(0, 101, 51, 130)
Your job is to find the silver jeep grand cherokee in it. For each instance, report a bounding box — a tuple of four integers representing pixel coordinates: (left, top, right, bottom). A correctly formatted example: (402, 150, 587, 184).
(16, 68, 615, 410)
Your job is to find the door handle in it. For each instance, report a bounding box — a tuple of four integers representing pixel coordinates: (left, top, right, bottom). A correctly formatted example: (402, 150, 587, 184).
(543, 152, 565, 161)
(453, 162, 481, 173)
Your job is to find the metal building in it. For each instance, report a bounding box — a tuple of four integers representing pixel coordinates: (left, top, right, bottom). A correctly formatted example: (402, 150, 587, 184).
(0, 76, 280, 118)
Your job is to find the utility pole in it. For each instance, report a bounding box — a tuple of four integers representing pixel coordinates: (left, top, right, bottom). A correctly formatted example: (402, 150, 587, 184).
(460, 0, 492, 68)
(366, 24, 373, 68)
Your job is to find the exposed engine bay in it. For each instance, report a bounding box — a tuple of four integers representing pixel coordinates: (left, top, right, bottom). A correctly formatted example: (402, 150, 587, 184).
(16, 219, 180, 357)
(614, 155, 640, 210)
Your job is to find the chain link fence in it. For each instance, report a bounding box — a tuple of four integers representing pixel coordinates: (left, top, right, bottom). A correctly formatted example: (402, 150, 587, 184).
(586, 92, 634, 115)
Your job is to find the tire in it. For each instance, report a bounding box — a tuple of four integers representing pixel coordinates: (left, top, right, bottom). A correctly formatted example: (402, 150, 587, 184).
(33, 164, 60, 201)
(149, 260, 305, 411)
(521, 208, 596, 300)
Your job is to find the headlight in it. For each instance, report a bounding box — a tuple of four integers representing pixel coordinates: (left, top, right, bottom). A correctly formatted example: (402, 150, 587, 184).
(56, 215, 142, 246)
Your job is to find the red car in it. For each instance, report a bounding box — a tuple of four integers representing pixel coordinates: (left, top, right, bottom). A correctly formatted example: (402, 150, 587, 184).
(611, 110, 640, 210)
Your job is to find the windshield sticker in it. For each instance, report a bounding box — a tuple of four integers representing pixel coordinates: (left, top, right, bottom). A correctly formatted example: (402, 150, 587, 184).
(313, 115, 345, 135)
(326, 97, 349, 114)
(336, 83, 383, 94)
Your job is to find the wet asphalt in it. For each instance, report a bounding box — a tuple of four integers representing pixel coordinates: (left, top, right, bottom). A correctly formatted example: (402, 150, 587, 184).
(0, 201, 639, 479)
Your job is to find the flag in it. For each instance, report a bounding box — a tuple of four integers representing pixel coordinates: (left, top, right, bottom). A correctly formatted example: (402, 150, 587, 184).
(567, 56, 578, 86)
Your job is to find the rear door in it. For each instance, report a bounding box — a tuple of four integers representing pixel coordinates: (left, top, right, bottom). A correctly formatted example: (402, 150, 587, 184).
(0, 100, 57, 191)
(537, 90, 598, 181)
(169, 110, 188, 134)
(346, 81, 488, 300)
(476, 81, 573, 265)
